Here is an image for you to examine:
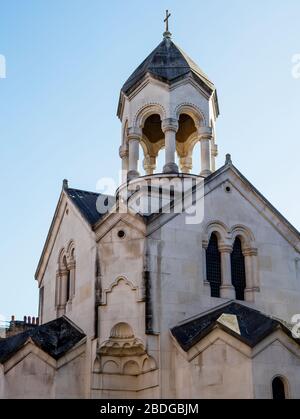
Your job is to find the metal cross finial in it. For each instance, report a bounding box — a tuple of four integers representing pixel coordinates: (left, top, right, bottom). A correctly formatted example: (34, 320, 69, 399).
(163, 10, 172, 38)
(164, 10, 171, 32)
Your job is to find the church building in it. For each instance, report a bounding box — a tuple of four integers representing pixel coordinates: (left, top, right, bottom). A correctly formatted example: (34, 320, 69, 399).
(1, 18, 300, 399)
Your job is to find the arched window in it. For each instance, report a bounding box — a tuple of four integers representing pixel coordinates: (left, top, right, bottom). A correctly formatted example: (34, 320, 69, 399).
(231, 237, 246, 301)
(56, 245, 76, 316)
(66, 270, 71, 302)
(63, 256, 71, 303)
(206, 233, 222, 298)
(272, 376, 287, 400)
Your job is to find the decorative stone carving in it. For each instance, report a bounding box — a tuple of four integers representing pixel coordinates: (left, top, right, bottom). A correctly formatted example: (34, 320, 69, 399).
(98, 323, 146, 357)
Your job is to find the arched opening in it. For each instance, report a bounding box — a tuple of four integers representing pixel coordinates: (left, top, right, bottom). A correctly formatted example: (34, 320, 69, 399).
(231, 237, 246, 301)
(176, 114, 198, 174)
(272, 376, 287, 400)
(206, 233, 222, 298)
(176, 114, 197, 143)
(142, 114, 164, 144)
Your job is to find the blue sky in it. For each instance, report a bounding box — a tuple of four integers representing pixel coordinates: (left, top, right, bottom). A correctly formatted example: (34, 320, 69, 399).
(0, 0, 300, 321)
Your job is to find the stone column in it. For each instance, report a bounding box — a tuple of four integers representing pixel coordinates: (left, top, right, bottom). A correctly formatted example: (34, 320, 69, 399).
(243, 248, 258, 302)
(162, 118, 179, 174)
(68, 261, 76, 300)
(202, 241, 211, 293)
(143, 155, 156, 175)
(57, 269, 68, 316)
(180, 156, 193, 174)
(119, 145, 129, 183)
(211, 143, 218, 172)
(200, 135, 212, 177)
(219, 244, 235, 299)
(127, 129, 141, 180)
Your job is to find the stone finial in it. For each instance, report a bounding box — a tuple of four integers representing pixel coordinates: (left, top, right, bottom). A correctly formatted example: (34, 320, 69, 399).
(23, 316, 27, 323)
(11, 315, 15, 322)
(225, 154, 232, 165)
(63, 179, 69, 190)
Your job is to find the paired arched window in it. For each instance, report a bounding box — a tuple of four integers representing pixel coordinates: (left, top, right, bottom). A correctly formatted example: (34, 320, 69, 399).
(56, 243, 76, 316)
(205, 233, 248, 301)
(231, 237, 246, 301)
(206, 233, 222, 298)
(272, 376, 287, 400)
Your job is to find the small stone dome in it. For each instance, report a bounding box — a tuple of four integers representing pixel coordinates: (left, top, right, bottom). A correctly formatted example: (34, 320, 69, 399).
(110, 323, 134, 339)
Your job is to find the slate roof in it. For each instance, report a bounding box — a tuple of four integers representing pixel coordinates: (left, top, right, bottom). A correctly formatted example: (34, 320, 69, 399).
(0, 317, 85, 364)
(66, 188, 114, 226)
(171, 302, 299, 352)
(121, 38, 216, 97)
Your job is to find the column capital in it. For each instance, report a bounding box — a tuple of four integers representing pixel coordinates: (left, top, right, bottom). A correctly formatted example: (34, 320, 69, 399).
(57, 268, 69, 276)
(162, 118, 179, 133)
(127, 127, 142, 141)
(218, 244, 233, 254)
(243, 247, 258, 257)
(202, 240, 209, 250)
(198, 126, 213, 138)
(67, 261, 76, 270)
(119, 145, 128, 159)
(200, 134, 213, 142)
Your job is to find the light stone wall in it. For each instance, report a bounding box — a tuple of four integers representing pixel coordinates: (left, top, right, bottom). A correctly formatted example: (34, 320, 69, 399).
(252, 338, 300, 399)
(0, 342, 88, 399)
(97, 220, 146, 345)
(146, 168, 300, 397)
(173, 338, 253, 399)
(22, 164, 300, 399)
(41, 196, 97, 337)
(55, 351, 87, 399)
(2, 352, 56, 399)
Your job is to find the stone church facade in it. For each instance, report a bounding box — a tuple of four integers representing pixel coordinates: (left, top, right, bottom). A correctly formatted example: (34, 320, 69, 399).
(1, 28, 300, 399)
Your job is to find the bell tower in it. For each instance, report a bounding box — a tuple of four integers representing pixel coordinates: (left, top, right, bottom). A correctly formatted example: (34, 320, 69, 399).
(117, 12, 219, 182)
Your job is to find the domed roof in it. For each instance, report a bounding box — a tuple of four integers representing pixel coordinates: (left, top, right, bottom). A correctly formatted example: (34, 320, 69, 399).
(110, 322, 134, 339)
(121, 37, 216, 97)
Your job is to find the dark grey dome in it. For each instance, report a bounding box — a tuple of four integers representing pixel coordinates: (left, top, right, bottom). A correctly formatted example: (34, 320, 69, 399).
(121, 37, 215, 96)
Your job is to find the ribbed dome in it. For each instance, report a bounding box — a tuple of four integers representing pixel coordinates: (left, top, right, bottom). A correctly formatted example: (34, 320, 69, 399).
(110, 323, 134, 339)
(121, 37, 215, 96)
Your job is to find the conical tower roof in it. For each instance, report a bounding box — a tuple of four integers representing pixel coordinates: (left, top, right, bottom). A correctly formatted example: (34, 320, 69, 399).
(121, 37, 216, 96)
